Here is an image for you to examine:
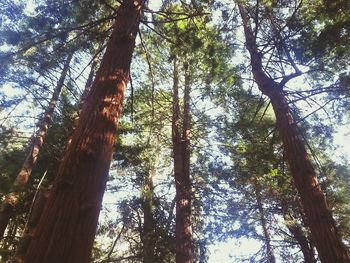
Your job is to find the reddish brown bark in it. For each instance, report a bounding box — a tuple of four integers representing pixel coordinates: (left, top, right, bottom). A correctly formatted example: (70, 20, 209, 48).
(239, 4, 350, 262)
(278, 174, 317, 263)
(15, 184, 51, 262)
(24, 1, 142, 262)
(0, 52, 72, 241)
(172, 60, 193, 263)
(271, 92, 350, 263)
(16, 57, 98, 262)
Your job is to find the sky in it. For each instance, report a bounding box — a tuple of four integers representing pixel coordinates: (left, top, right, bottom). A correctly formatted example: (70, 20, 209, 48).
(1, 0, 349, 262)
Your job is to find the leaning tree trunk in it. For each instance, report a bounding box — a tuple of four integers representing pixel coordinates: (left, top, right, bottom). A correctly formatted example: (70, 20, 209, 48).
(15, 58, 98, 262)
(278, 171, 317, 263)
(270, 92, 350, 262)
(24, 1, 142, 262)
(0, 52, 73, 241)
(78, 58, 98, 116)
(172, 59, 193, 263)
(239, 4, 350, 263)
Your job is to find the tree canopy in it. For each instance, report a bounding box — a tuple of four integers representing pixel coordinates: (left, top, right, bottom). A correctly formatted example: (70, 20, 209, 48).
(0, 0, 349, 262)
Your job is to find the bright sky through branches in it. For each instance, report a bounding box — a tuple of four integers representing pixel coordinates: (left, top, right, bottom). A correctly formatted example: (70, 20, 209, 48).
(1, 1, 349, 262)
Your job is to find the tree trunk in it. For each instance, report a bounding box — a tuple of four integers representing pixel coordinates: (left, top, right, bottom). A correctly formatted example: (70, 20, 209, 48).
(239, 4, 350, 262)
(24, 1, 142, 262)
(253, 182, 276, 263)
(0, 52, 73, 241)
(16, 56, 98, 262)
(15, 179, 51, 262)
(78, 58, 98, 115)
(142, 168, 156, 263)
(270, 92, 350, 262)
(285, 219, 316, 263)
(172, 59, 193, 263)
(278, 171, 317, 263)
(0, 219, 19, 261)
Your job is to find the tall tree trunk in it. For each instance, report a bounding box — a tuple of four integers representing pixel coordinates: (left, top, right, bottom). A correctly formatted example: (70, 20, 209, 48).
(16, 58, 97, 262)
(239, 4, 350, 263)
(172, 60, 193, 263)
(24, 1, 142, 262)
(0, 52, 73, 241)
(278, 170, 317, 263)
(15, 174, 51, 262)
(142, 168, 156, 263)
(253, 182, 276, 263)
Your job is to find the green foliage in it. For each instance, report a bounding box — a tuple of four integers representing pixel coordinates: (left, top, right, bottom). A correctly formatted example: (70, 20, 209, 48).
(159, 4, 235, 87)
(1, 0, 350, 262)
(0, 130, 25, 197)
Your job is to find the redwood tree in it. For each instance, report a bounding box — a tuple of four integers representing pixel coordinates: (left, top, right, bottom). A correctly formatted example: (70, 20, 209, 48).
(172, 59, 193, 263)
(24, 0, 143, 262)
(238, 3, 350, 262)
(0, 52, 73, 240)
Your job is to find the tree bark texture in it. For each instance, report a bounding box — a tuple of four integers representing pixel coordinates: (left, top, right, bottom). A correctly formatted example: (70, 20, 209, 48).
(172, 60, 193, 263)
(24, 1, 142, 262)
(239, 4, 350, 263)
(16, 58, 97, 262)
(15, 185, 51, 262)
(270, 92, 350, 263)
(0, 52, 73, 241)
(278, 176, 317, 263)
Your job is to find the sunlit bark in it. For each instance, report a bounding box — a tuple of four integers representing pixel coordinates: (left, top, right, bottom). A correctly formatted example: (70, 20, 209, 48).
(24, 1, 143, 262)
(239, 3, 350, 262)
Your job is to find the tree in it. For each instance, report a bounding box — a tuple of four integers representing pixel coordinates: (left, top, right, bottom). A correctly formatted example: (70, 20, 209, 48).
(1, 1, 350, 262)
(24, 1, 143, 262)
(172, 58, 193, 263)
(238, 2, 350, 262)
(0, 51, 73, 241)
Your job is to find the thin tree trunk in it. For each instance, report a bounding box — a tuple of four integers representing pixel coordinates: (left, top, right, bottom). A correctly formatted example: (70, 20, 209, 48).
(172, 59, 193, 263)
(142, 168, 156, 263)
(24, 1, 142, 262)
(253, 182, 276, 263)
(239, 4, 350, 262)
(78, 58, 98, 115)
(284, 217, 316, 263)
(270, 92, 348, 262)
(0, 52, 73, 241)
